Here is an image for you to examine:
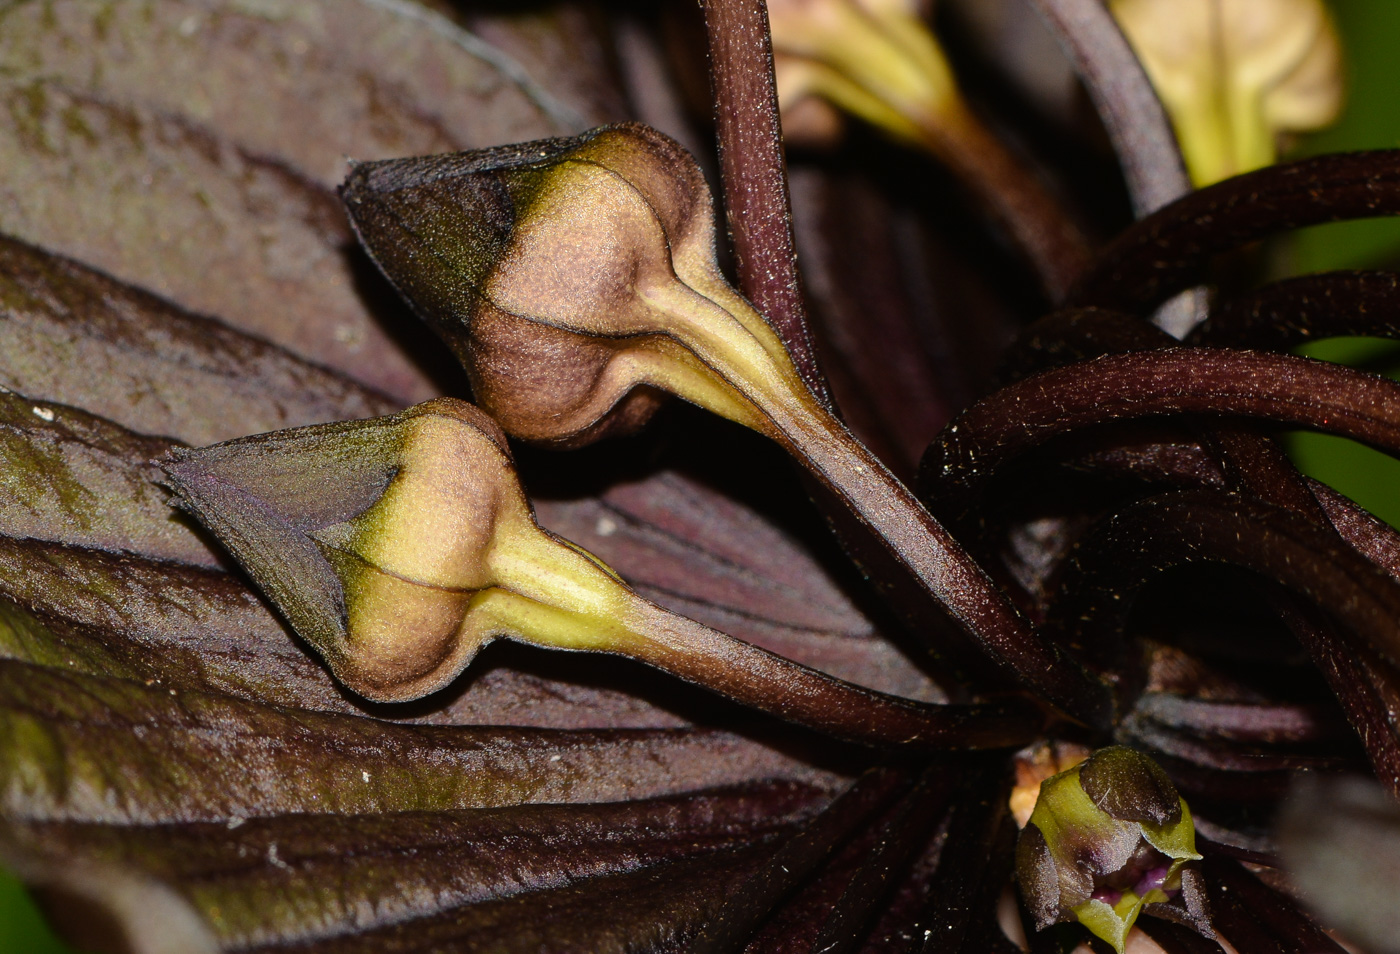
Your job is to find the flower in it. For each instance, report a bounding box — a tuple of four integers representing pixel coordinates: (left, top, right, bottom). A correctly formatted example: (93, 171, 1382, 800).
(1111, 0, 1345, 185)
(1017, 746, 1208, 952)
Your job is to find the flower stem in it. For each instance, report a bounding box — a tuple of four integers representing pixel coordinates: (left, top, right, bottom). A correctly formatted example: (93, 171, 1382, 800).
(619, 598, 1046, 749)
(700, 0, 829, 402)
(757, 388, 1111, 727)
(490, 535, 1046, 749)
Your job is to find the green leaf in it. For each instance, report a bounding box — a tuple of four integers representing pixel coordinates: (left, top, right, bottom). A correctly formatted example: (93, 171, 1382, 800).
(0, 867, 73, 954)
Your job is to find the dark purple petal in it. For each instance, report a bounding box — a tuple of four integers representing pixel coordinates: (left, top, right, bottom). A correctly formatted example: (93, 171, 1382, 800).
(1278, 774, 1400, 954)
(691, 766, 912, 953)
(1202, 856, 1349, 954)
(911, 763, 1016, 953)
(1132, 695, 1350, 747)
(1139, 914, 1228, 954)
(809, 767, 956, 953)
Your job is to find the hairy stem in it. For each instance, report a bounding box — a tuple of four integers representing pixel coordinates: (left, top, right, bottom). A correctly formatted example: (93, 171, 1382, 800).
(700, 0, 827, 401)
(754, 389, 1111, 727)
(617, 596, 1046, 749)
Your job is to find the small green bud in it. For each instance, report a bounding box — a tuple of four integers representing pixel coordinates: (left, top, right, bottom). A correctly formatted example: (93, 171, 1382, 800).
(1016, 746, 1211, 953)
(340, 123, 785, 448)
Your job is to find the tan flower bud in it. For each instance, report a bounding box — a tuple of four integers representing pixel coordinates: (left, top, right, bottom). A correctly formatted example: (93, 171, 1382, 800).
(341, 123, 1106, 729)
(162, 399, 1041, 750)
(162, 399, 562, 700)
(1111, 0, 1344, 185)
(341, 123, 782, 448)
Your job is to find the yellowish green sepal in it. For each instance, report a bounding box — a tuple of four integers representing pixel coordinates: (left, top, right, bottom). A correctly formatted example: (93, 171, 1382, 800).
(1016, 746, 1210, 953)
(163, 398, 641, 702)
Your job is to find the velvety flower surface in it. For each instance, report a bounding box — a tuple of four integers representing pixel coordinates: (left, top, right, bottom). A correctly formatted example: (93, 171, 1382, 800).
(0, 2, 1397, 953)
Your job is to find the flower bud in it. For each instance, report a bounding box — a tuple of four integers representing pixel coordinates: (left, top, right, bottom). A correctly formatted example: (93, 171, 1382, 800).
(764, 0, 1089, 300)
(767, 0, 960, 147)
(1016, 746, 1210, 953)
(160, 399, 1035, 750)
(1111, 0, 1344, 185)
(341, 124, 1109, 731)
(340, 123, 784, 448)
(161, 398, 571, 701)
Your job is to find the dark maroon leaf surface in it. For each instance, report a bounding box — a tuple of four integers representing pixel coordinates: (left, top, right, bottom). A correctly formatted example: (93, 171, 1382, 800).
(0, 0, 1394, 951)
(7, 782, 825, 951)
(0, 0, 589, 403)
(0, 234, 399, 445)
(0, 388, 214, 567)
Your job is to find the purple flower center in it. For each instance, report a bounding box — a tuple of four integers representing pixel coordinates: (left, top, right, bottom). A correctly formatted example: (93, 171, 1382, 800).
(1134, 863, 1172, 897)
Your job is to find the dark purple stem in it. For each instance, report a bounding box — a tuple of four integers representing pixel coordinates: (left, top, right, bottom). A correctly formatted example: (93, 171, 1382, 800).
(699, 0, 829, 403)
(1203, 856, 1350, 954)
(989, 308, 1400, 787)
(1024, 0, 1203, 335)
(1191, 271, 1400, 351)
(921, 348, 1400, 518)
(1023, 0, 1188, 217)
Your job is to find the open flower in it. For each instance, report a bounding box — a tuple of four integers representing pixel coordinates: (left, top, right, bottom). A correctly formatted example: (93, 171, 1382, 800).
(1018, 746, 1209, 952)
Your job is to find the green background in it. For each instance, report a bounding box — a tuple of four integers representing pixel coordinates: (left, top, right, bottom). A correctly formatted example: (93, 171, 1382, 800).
(1285, 0, 1400, 527)
(0, 868, 71, 952)
(2, 0, 1399, 949)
